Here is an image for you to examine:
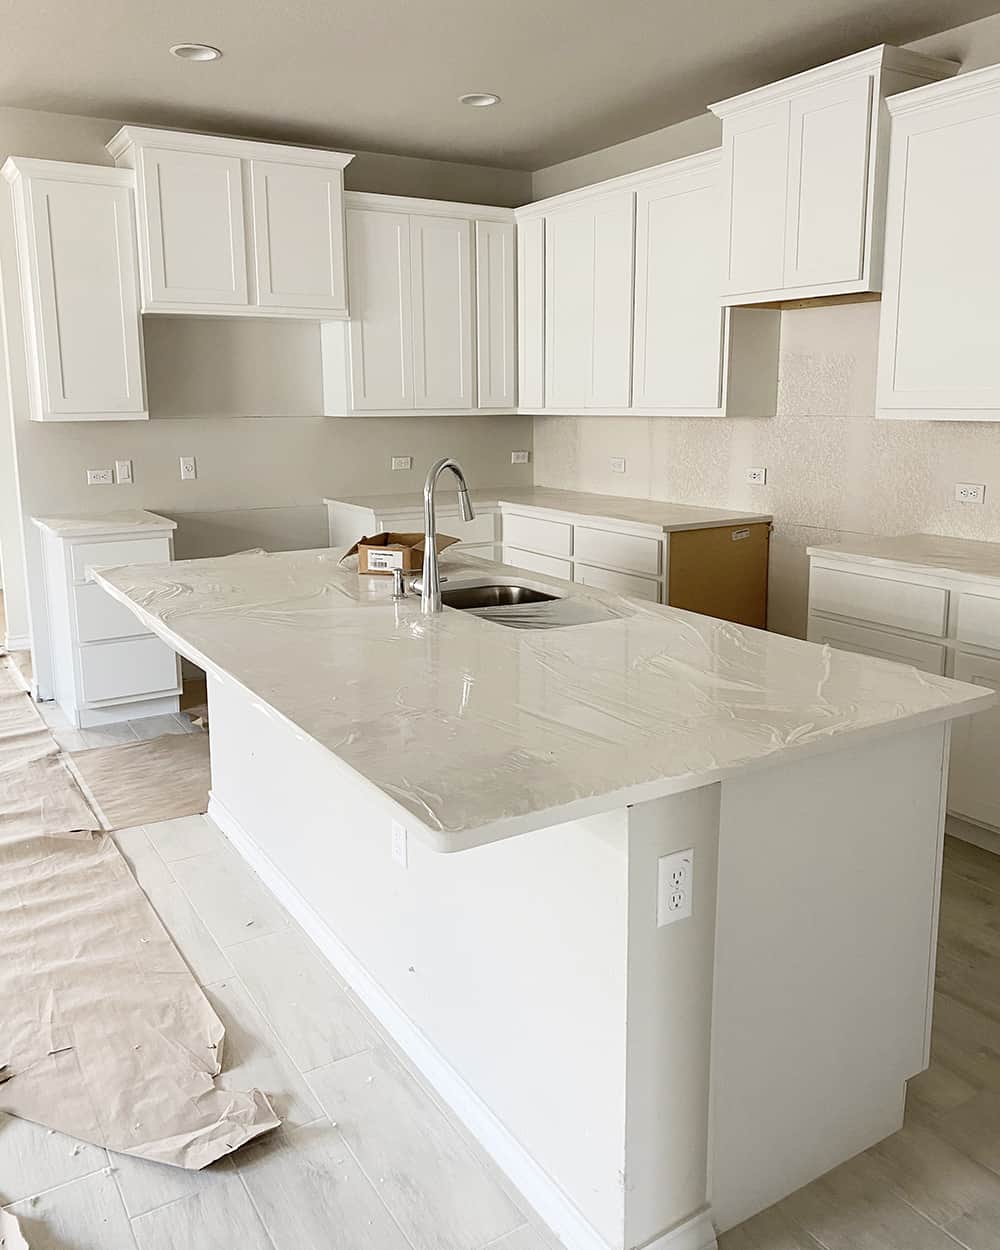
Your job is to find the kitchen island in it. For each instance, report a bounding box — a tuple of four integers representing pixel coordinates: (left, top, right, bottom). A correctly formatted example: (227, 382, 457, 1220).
(94, 547, 993, 1250)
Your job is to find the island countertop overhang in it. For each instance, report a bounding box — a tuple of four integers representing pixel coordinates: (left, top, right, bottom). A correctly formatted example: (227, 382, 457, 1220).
(92, 547, 996, 851)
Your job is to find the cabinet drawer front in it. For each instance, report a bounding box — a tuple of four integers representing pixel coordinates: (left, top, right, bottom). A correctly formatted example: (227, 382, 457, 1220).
(80, 637, 179, 705)
(502, 513, 573, 557)
(809, 566, 947, 637)
(73, 582, 150, 644)
(573, 525, 661, 576)
(574, 563, 660, 602)
(949, 650, 1000, 829)
(502, 547, 572, 580)
(807, 616, 946, 675)
(956, 592, 1000, 650)
(429, 511, 497, 546)
(71, 537, 172, 583)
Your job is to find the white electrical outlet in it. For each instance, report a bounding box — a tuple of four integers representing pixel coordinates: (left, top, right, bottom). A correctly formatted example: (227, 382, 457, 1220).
(610, 457, 626, 473)
(391, 456, 412, 471)
(86, 468, 114, 486)
(391, 821, 408, 867)
(955, 482, 986, 504)
(115, 459, 133, 485)
(746, 467, 768, 485)
(511, 450, 530, 464)
(179, 456, 197, 481)
(657, 848, 694, 926)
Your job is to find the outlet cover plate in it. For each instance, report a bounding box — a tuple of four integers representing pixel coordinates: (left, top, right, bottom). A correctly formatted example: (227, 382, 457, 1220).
(87, 468, 114, 486)
(657, 848, 694, 926)
(179, 456, 197, 481)
(955, 482, 985, 504)
(746, 467, 768, 485)
(391, 456, 413, 471)
(391, 821, 408, 868)
(511, 450, 530, 464)
(610, 457, 626, 474)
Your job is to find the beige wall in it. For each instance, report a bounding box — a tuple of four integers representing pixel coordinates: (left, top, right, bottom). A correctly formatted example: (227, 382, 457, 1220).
(0, 105, 531, 669)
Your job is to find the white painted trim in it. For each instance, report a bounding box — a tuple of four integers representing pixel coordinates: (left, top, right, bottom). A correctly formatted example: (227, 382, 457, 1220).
(3, 632, 31, 651)
(208, 792, 687, 1250)
(344, 190, 515, 222)
(886, 61, 1000, 116)
(1, 158, 136, 189)
(709, 45, 956, 118)
(107, 125, 354, 170)
(516, 149, 722, 218)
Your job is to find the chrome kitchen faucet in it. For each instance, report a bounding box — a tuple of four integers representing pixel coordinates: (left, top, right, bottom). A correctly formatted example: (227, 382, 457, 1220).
(418, 458, 475, 613)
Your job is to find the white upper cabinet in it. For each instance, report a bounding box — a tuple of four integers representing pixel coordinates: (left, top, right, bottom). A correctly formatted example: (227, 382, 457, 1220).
(876, 65, 1000, 421)
(250, 160, 348, 314)
(632, 154, 726, 412)
(518, 153, 779, 418)
(323, 193, 516, 416)
(710, 46, 957, 305)
(475, 220, 516, 409)
(410, 214, 474, 409)
(544, 188, 635, 411)
(345, 207, 414, 411)
(108, 127, 352, 318)
(2, 159, 147, 422)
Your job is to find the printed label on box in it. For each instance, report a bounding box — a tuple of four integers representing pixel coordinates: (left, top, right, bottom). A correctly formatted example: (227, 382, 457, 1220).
(731, 528, 751, 542)
(368, 549, 405, 570)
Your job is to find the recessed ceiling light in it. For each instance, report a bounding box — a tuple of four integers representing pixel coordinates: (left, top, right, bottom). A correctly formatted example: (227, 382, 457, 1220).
(169, 43, 223, 62)
(459, 92, 501, 108)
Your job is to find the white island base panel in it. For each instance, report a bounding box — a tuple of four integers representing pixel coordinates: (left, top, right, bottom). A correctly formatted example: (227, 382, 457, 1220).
(206, 671, 949, 1250)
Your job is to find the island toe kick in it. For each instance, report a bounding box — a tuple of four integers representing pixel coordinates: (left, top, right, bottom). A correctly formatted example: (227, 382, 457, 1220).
(205, 671, 950, 1250)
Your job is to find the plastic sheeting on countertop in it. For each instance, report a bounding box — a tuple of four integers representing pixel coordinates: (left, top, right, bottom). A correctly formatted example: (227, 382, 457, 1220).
(92, 547, 995, 846)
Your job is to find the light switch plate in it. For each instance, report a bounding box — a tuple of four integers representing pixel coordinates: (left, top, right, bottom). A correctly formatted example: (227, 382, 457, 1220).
(179, 456, 197, 481)
(87, 468, 114, 486)
(115, 459, 133, 485)
(610, 457, 626, 474)
(657, 848, 694, 926)
(511, 450, 530, 464)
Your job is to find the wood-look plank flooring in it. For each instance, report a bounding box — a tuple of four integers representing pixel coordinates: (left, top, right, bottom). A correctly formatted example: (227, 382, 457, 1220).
(2, 717, 999, 1250)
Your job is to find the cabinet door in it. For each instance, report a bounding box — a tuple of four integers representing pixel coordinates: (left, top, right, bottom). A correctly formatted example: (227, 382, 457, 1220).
(720, 101, 790, 298)
(346, 208, 414, 411)
(24, 175, 146, 418)
(475, 220, 516, 409)
(784, 74, 873, 290)
(590, 190, 635, 408)
(409, 215, 474, 409)
(949, 651, 1000, 829)
(633, 167, 725, 411)
(517, 216, 545, 409)
(545, 190, 634, 409)
(139, 148, 248, 308)
(250, 161, 347, 314)
(877, 90, 1000, 418)
(544, 204, 592, 408)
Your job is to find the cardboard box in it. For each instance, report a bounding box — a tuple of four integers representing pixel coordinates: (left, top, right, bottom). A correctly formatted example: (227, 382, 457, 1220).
(342, 532, 460, 575)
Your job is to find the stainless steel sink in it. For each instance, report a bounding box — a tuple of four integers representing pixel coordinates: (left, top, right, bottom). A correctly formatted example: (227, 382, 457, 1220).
(440, 584, 558, 610)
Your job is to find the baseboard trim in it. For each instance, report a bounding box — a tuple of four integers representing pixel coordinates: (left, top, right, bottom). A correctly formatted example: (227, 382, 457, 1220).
(4, 634, 31, 652)
(209, 792, 684, 1250)
(946, 814, 1000, 857)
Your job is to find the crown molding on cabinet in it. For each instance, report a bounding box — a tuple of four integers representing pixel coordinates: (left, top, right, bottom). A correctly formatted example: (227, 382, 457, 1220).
(886, 60, 1000, 115)
(515, 148, 722, 218)
(708, 44, 958, 118)
(344, 190, 514, 222)
(2, 156, 135, 188)
(107, 125, 354, 170)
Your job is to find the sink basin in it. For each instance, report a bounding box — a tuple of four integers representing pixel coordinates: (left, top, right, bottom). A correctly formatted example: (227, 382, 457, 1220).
(441, 584, 558, 610)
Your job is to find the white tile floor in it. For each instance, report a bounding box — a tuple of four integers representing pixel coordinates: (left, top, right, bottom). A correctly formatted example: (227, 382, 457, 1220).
(1, 807, 556, 1250)
(37, 700, 203, 753)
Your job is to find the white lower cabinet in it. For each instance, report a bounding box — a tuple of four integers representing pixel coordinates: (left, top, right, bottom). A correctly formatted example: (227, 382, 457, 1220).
(502, 547, 573, 581)
(808, 547, 1000, 834)
(34, 513, 182, 729)
(574, 563, 660, 601)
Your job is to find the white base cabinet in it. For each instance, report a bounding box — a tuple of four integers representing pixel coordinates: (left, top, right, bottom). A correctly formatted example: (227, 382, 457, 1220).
(710, 45, 957, 305)
(876, 65, 1000, 421)
(2, 159, 147, 422)
(33, 513, 181, 728)
(108, 127, 353, 319)
(808, 541, 1000, 834)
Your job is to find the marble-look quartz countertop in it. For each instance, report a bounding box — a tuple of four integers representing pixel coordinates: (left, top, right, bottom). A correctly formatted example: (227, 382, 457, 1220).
(808, 533, 1000, 586)
(326, 487, 771, 533)
(93, 547, 993, 850)
(32, 510, 177, 538)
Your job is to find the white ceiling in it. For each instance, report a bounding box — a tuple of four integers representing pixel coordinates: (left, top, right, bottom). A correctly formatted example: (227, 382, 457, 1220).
(1, 0, 997, 170)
